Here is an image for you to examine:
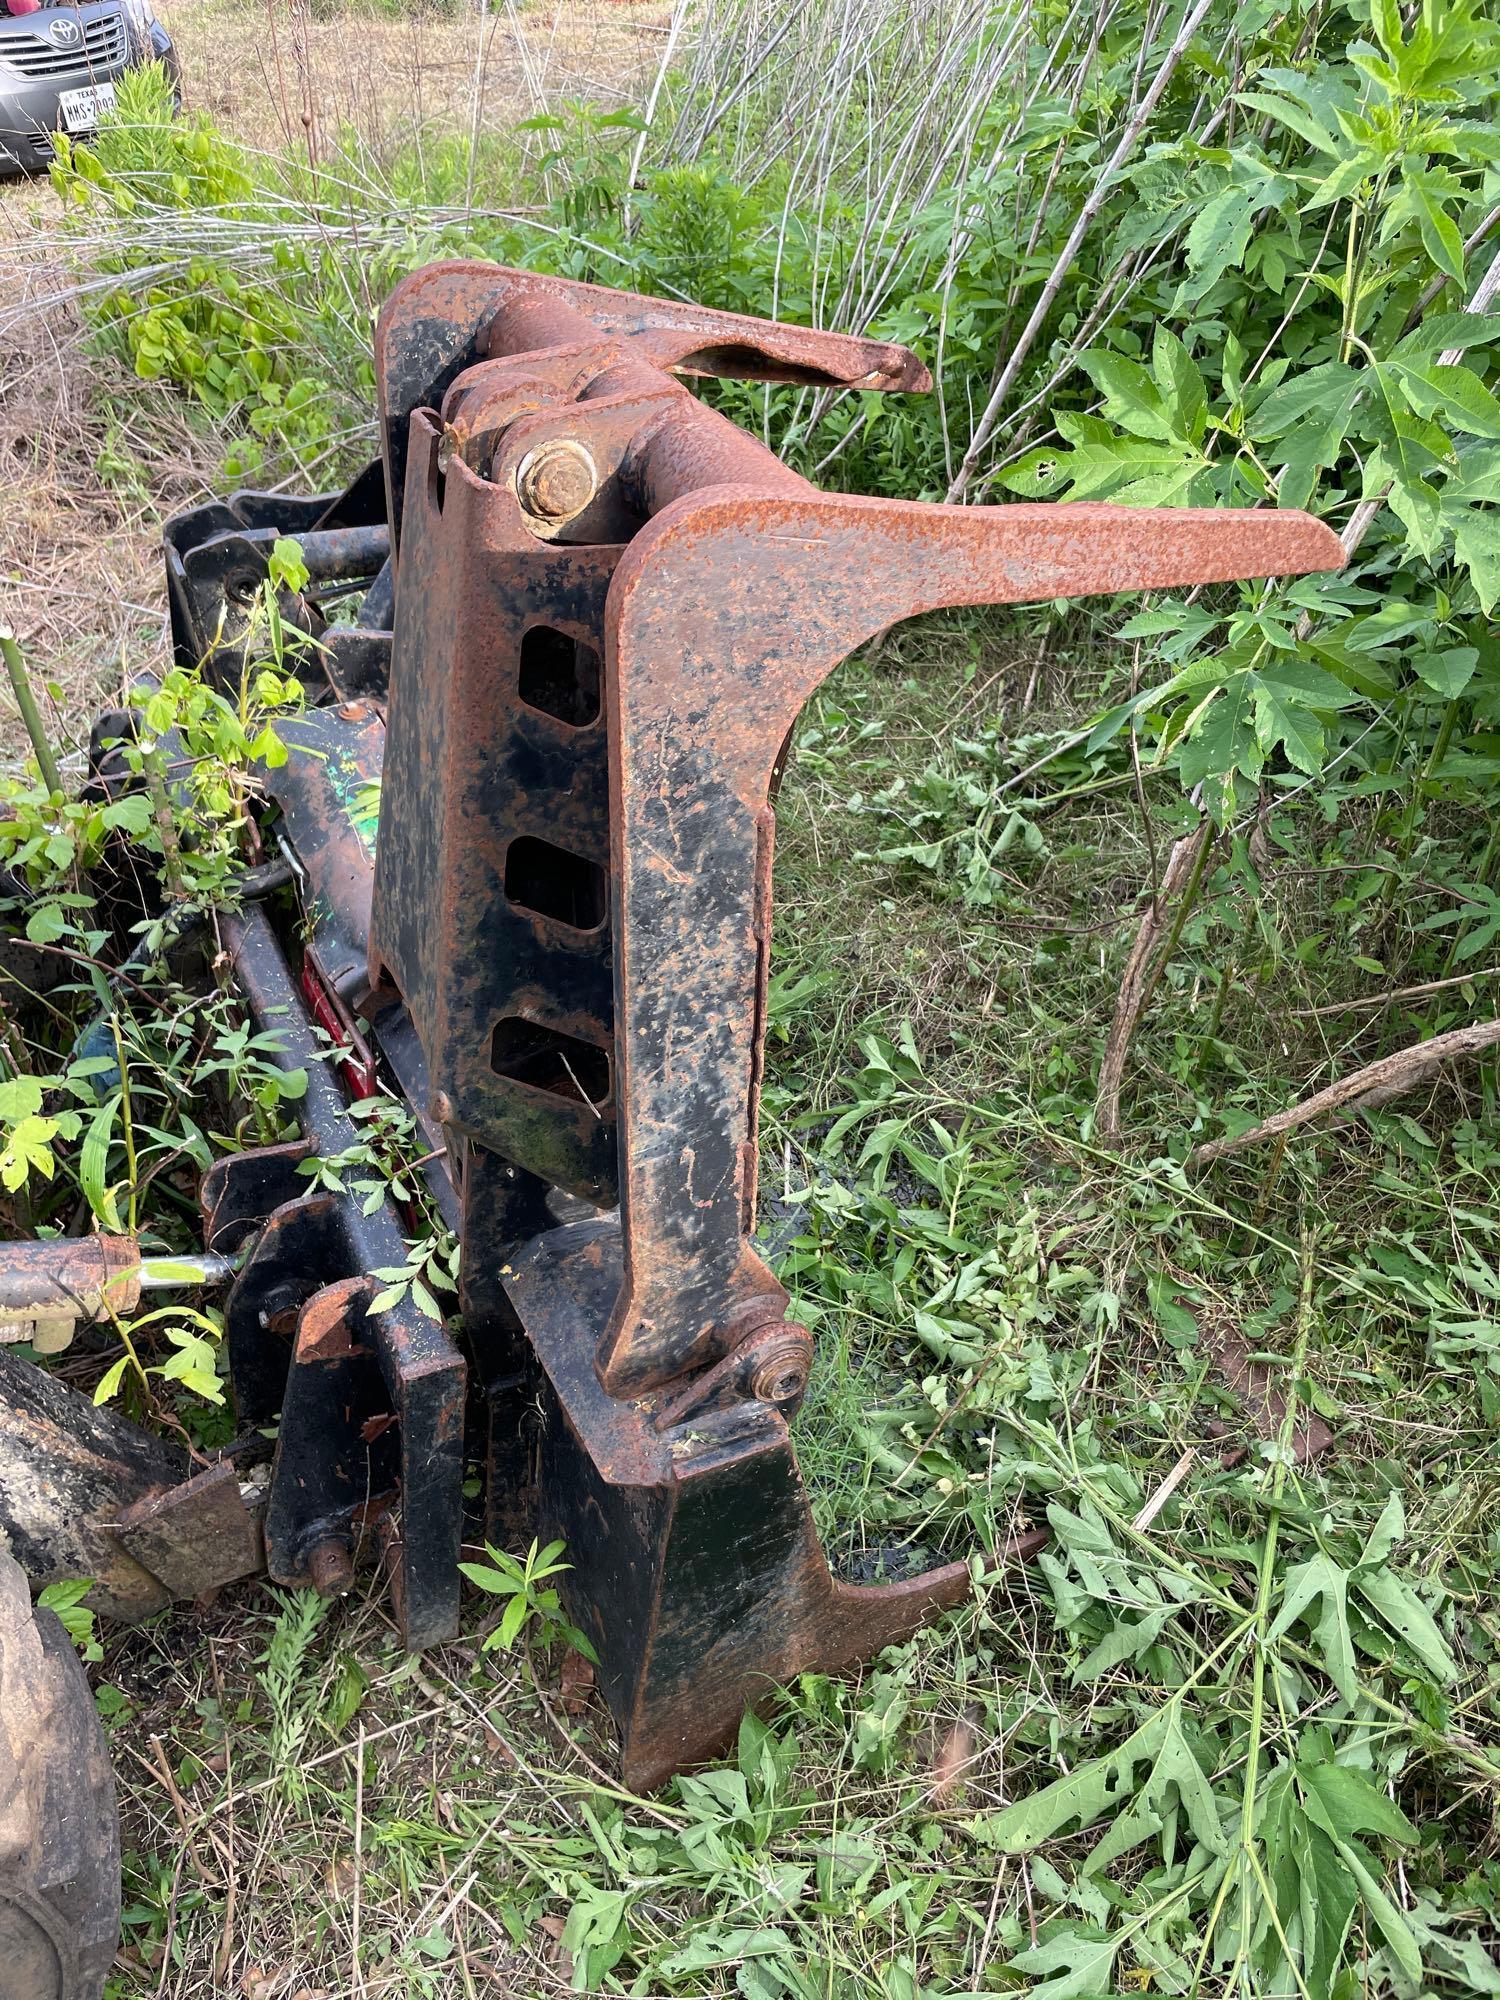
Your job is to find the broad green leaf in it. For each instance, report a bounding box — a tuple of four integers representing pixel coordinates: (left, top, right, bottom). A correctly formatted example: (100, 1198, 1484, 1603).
(1276, 395, 1360, 511)
(1086, 1706, 1227, 1873)
(1300, 1758, 1418, 1846)
(93, 1355, 131, 1406)
(1451, 505, 1500, 612)
(459, 1557, 520, 1595)
(498, 1592, 529, 1649)
(80, 1093, 126, 1233)
(1411, 363, 1500, 439)
(1179, 674, 1262, 792)
(1006, 1926, 1118, 2000)
(1403, 167, 1465, 283)
(1185, 184, 1261, 290)
(25, 901, 68, 945)
(1370, 0, 1406, 65)
(156, 1329, 225, 1405)
(1081, 351, 1173, 441)
(0, 1076, 44, 1121)
(976, 1700, 1225, 1870)
(1252, 675, 1325, 775)
(1411, 647, 1478, 698)
(0, 1114, 60, 1191)
(998, 446, 1068, 498)
(1073, 1604, 1186, 1681)
(1328, 1831, 1423, 1980)
(1445, 444, 1500, 503)
(1353, 1565, 1459, 1684)
(1377, 460, 1444, 562)
(101, 794, 153, 836)
(1252, 360, 1360, 438)
(1293, 1813, 1359, 1998)
(1355, 1490, 1405, 1571)
(1269, 1553, 1357, 1701)
(1304, 147, 1383, 211)
(1046, 437, 1209, 504)
(1407, 1903, 1500, 1993)
(1153, 324, 1207, 445)
(1258, 657, 1362, 707)
(975, 1707, 1169, 1852)
(1235, 88, 1341, 155)
(1393, 310, 1500, 359)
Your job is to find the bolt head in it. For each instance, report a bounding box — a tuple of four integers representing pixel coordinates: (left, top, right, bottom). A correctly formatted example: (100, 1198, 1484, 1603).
(516, 440, 598, 523)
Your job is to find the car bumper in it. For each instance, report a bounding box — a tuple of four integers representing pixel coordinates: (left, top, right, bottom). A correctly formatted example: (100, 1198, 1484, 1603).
(0, 23, 178, 176)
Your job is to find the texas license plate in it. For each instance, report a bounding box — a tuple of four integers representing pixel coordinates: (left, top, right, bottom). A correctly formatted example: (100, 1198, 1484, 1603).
(58, 81, 116, 132)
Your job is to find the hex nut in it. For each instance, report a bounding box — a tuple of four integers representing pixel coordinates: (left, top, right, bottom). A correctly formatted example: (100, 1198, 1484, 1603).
(515, 440, 598, 523)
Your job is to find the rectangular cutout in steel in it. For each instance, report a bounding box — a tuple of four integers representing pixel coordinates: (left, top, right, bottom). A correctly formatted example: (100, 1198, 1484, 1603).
(490, 1016, 610, 1106)
(518, 625, 601, 727)
(504, 836, 607, 932)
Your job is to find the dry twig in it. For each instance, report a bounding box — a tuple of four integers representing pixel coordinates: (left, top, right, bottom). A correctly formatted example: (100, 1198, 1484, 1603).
(1188, 1017, 1500, 1167)
(1094, 816, 1213, 1143)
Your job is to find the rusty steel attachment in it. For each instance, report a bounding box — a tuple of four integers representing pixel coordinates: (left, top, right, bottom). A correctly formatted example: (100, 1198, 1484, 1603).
(360, 261, 1341, 1785)
(0, 261, 1344, 1802)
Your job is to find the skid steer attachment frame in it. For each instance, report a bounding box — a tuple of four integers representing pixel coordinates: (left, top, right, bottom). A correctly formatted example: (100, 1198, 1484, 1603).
(359, 264, 1340, 1785)
(0, 262, 1343, 1805)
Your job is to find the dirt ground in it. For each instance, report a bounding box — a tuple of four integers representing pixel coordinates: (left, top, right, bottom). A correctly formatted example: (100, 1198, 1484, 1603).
(0, 0, 664, 772)
(161, 0, 667, 160)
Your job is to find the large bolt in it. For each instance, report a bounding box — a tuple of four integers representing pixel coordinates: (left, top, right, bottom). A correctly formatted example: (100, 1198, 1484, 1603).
(307, 1536, 355, 1598)
(748, 1325, 812, 1414)
(515, 440, 598, 523)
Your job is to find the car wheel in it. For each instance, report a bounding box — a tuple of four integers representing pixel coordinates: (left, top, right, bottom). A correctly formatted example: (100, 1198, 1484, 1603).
(0, 1546, 120, 2000)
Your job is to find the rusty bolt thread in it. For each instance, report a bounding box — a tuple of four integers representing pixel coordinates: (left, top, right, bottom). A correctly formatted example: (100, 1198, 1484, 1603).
(748, 1329, 811, 1411)
(307, 1536, 355, 1597)
(515, 439, 598, 523)
(755, 1364, 807, 1407)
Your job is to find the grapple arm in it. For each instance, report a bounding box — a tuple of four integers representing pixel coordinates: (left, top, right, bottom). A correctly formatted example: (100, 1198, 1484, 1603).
(361, 262, 1340, 1784)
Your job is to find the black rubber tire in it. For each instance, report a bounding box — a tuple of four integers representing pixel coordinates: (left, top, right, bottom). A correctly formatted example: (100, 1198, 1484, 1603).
(0, 1547, 120, 2000)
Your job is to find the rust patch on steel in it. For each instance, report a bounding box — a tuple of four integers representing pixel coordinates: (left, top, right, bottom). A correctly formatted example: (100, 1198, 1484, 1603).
(295, 1278, 368, 1363)
(0, 1236, 141, 1352)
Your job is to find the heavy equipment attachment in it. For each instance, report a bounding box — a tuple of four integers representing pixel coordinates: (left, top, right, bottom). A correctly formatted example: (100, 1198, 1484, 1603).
(0, 264, 1343, 1977)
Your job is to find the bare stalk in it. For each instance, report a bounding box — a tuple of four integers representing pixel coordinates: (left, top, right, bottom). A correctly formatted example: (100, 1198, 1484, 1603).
(945, 0, 1217, 502)
(1189, 1018, 1500, 1166)
(1, 628, 63, 798)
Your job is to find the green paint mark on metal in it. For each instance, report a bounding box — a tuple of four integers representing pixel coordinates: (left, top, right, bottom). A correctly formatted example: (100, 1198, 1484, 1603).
(322, 736, 381, 860)
(350, 777, 382, 855)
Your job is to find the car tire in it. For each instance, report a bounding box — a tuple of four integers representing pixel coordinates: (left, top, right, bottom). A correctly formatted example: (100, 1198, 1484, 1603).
(0, 1546, 120, 2000)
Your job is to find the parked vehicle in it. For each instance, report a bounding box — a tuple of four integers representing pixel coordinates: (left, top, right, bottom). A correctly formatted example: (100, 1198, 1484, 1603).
(0, 0, 178, 178)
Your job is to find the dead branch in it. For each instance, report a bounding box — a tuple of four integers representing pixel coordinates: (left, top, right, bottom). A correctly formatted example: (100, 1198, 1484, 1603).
(1187, 1017, 1500, 1167)
(1094, 815, 1212, 1143)
(1293, 965, 1500, 1019)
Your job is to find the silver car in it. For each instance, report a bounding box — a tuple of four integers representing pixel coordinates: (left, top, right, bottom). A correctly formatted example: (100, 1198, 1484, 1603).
(0, 0, 179, 177)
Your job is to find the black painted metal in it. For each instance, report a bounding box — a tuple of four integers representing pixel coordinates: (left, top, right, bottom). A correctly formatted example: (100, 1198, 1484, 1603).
(219, 905, 466, 1648)
(164, 462, 393, 697)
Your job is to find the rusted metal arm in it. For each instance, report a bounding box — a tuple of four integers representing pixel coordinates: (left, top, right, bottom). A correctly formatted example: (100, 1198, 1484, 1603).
(596, 493, 1343, 1391)
(366, 260, 1344, 1399)
(374, 261, 929, 550)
